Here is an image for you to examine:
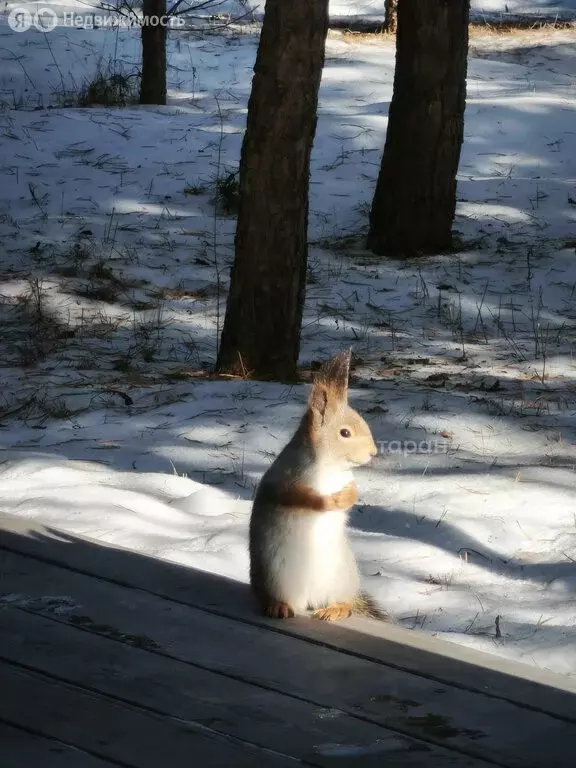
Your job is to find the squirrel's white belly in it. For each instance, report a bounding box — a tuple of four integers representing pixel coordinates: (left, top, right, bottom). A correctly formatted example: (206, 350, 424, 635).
(266, 509, 359, 612)
(309, 468, 353, 496)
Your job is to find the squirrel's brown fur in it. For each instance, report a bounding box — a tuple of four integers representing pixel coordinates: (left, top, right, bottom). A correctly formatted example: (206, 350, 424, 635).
(254, 480, 358, 513)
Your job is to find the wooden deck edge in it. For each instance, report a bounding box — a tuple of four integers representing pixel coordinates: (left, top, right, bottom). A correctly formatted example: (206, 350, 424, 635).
(1, 512, 575, 720)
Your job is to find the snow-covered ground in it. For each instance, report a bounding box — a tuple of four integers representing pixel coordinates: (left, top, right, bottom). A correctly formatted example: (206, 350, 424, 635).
(2, 0, 576, 25)
(334, 0, 576, 20)
(0, 10, 575, 680)
(327, 0, 576, 22)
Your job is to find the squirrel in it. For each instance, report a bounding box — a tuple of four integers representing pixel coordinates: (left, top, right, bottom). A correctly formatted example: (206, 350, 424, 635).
(249, 350, 389, 622)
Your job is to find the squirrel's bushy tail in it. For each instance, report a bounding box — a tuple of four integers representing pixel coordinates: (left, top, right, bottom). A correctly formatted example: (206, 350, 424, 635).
(353, 591, 394, 623)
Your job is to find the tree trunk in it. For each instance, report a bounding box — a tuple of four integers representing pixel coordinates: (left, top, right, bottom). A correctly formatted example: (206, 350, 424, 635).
(140, 0, 167, 105)
(368, 0, 469, 258)
(383, 0, 398, 33)
(216, 0, 329, 381)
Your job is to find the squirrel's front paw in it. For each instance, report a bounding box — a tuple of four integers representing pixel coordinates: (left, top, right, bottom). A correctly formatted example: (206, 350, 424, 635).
(264, 601, 295, 619)
(312, 603, 353, 622)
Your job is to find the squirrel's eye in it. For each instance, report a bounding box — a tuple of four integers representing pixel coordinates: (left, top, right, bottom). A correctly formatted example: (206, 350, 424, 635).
(340, 428, 351, 438)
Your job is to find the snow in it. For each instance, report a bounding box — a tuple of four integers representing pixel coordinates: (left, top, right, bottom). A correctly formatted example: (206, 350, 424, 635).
(1, 5, 576, 681)
(330, 0, 576, 21)
(206, 0, 576, 20)
(3, 0, 576, 25)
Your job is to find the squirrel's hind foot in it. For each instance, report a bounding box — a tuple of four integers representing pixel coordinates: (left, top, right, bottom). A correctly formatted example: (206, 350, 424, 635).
(264, 600, 295, 619)
(312, 602, 353, 622)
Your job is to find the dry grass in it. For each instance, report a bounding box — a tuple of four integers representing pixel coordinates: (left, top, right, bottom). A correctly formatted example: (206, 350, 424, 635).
(332, 19, 575, 44)
(468, 19, 575, 37)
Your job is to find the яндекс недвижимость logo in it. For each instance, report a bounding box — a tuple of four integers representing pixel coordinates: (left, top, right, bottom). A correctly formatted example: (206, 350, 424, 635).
(8, 7, 58, 32)
(7, 7, 187, 31)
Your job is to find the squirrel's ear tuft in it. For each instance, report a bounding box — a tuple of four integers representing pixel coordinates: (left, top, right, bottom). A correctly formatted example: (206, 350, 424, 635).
(306, 351, 351, 434)
(313, 350, 351, 401)
(308, 383, 330, 428)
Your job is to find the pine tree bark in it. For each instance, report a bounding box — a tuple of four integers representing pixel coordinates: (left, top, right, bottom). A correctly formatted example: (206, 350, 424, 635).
(216, 0, 329, 380)
(383, 0, 398, 33)
(368, 0, 469, 258)
(140, 0, 167, 105)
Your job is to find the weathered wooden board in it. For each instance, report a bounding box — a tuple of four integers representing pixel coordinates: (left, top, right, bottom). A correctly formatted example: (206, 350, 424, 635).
(0, 606, 492, 768)
(2, 514, 574, 721)
(0, 661, 295, 768)
(0, 721, 115, 768)
(1, 541, 575, 767)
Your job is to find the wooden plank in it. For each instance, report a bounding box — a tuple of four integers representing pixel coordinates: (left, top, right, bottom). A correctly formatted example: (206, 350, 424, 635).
(2, 513, 574, 720)
(0, 606, 492, 768)
(0, 661, 294, 768)
(1, 553, 575, 768)
(0, 721, 115, 768)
